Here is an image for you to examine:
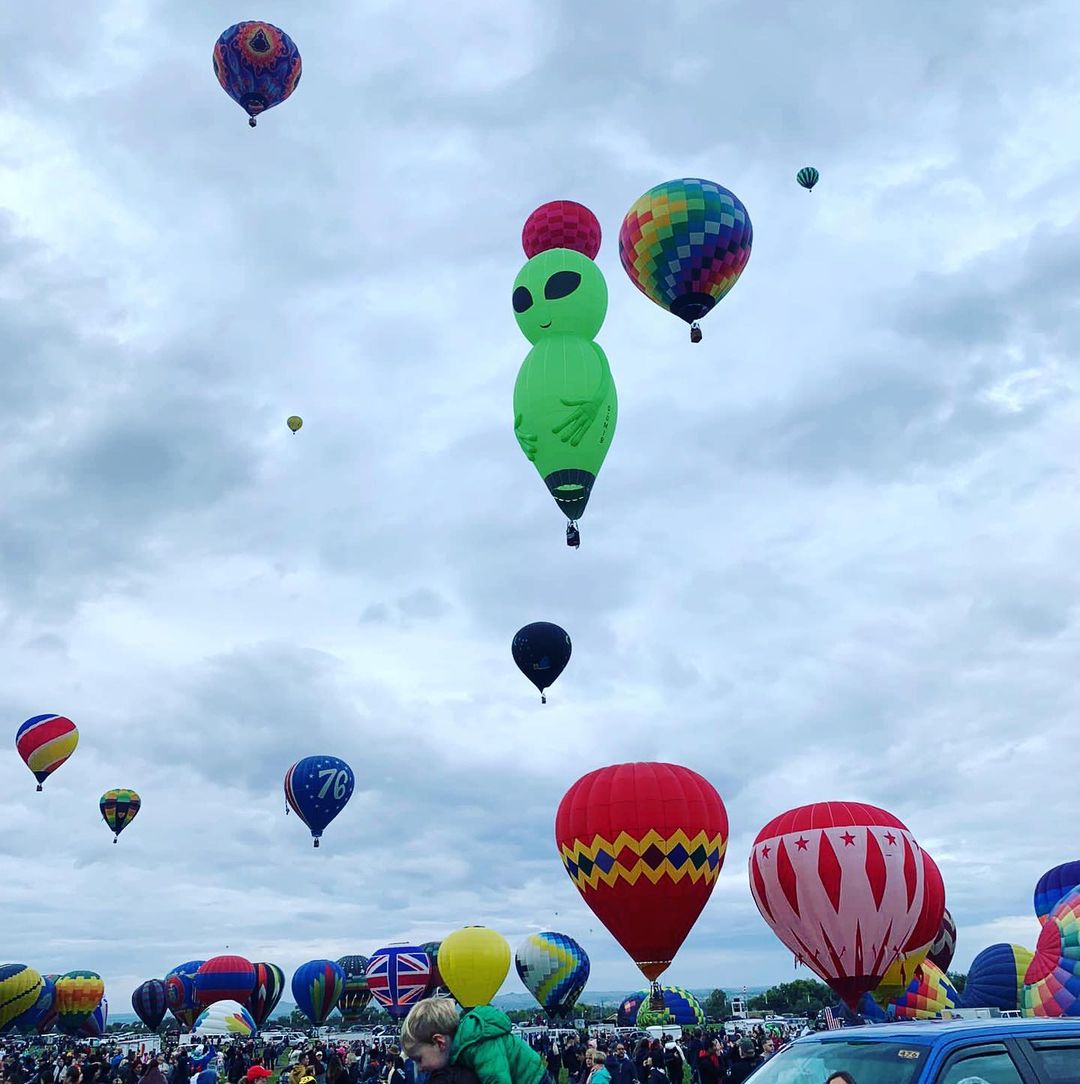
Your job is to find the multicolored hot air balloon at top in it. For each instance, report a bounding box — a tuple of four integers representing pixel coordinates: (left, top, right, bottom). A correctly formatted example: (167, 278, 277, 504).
(555, 762, 728, 989)
(16, 715, 78, 791)
(888, 960, 958, 1020)
(55, 971, 104, 1036)
(1023, 885, 1080, 1017)
(749, 802, 927, 1009)
(132, 979, 167, 1032)
(512, 622, 571, 704)
(213, 22, 302, 128)
(796, 167, 820, 192)
(523, 201, 601, 261)
(285, 755, 355, 847)
(292, 960, 345, 1027)
(366, 946, 431, 1021)
(439, 927, 511, 1009)
(0, 965, 43, 1032)
(246, 963, 285, 1030)
(165, 960, 204, 1028)
(512, 240, 617, 548)
(100, 789, 141, 843)
(515, 932, 589, 1019)
(636, 985, 705, 1029)
(960, 943, 1034, 1012)
(195, 956, 256, 1008)
(336, 956, 371, 1025)
(1035, 861, 1080, 925)
(619, 178, 752, 343)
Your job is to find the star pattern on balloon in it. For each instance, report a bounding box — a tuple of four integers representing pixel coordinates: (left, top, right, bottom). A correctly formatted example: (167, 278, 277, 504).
(795, 837, 809, 851)
(884, 832, 898, 846)
(841, 832, 857, 846)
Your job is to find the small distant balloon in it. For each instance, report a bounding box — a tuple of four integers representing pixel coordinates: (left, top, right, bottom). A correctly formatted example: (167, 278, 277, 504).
(796, 167, 820, 191)
(16, 714, 78, 791)
(523, 201, 601, 260)
(285, 755, 355, 847)
(213, 22, 302, 128)
(287, 415, 303, 433)
(512, 622, 571, 704)
(100, 789, 141, 843)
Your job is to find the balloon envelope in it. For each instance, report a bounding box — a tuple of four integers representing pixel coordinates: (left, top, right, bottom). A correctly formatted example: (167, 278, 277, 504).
(55, 971, 104, 1035)
(1023, 886, 1080, 1016)
(523, 201, 601, 260)
(618, 178, 752, 328)
(960, 944, 1034, 1011)
(0, 966, 43, 1032)
(16, 714, 78, 789)
(192, 1000, 256, 1038)
(515, 932, 589, 1018)
(165, 961, 204, 1028)
(927, 908, 957, 973)
(635, 985, 705, 1028)
(336, 956, 371, 1025)
(796, 167, 820, 191)
(195, 956, 256, 1008)
(284, 755, 355, 846)
(512, 623, 571, 701)
(287, 416, 303, 433)
(100, 789, 141, 841)
(366, 946, 431, 1020)
(213, 22, 302, 126)
(420, 943, 448, 999)
(245, 963, 285, 1029)
(439, 927, 511, 1008)
(889, 961, 958, 1020)
(749, 802, 926, 1009)
(1035, 861, 1080, 925)
(291, 960, 345, 1026)
(132, 979, 167, 1031)
(556, 762, 728, 982)
(79, 996, 107, 1038)
(13, 974, 55, 1035)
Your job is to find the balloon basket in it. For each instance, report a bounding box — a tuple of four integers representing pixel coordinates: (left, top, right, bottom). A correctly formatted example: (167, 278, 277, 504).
(249, 117, 257, 128)
(690, 322, 702, 343)
(36, 784, 42, 792)
(313, 838, 320, 848)
(566, 522, 580, 548)
(648, 982, 665, 1012)
(541, 693, 547, 705)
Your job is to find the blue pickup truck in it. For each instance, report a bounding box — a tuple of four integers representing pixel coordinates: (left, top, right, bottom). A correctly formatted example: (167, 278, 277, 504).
(741, 1019, 1080, 1083)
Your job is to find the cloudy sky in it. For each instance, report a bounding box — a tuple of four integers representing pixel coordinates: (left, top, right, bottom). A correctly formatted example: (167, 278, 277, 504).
(2, 0, 1080, 1012)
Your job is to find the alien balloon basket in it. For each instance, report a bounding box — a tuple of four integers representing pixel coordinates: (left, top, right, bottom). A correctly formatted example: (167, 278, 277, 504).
(690, 322, 703, 344)
(566, 522, 581, 548)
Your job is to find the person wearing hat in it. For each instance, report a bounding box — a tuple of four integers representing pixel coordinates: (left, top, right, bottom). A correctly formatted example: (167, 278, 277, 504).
(725, 1041, 759, 1084)
(245, 1069, 272, 1084)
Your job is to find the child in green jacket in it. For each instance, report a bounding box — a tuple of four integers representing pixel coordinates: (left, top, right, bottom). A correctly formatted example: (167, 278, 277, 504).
(402, 999, 550, 1084)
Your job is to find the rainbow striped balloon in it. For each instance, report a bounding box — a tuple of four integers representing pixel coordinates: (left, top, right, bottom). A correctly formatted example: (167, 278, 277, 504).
(16, 714, 79, 791)
(619, 178, 752, 341)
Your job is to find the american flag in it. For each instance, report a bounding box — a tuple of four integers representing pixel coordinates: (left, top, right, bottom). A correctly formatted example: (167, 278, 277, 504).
(823, 1007, 842, 1031)
(366, 946, 432, 1018)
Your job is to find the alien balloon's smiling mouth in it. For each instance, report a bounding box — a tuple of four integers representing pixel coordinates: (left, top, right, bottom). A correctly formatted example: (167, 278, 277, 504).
(540, 321, 552, 328)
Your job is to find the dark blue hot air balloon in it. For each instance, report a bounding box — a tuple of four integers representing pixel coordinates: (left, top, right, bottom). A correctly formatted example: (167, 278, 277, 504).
(292, 960, 345, 1026)
(131, 979, 167, 1031)
(959, 943, 1034, 1011)
(1034, 860, 1080, 924)
(12, 976, 56, 1035)
(284, 756, 355, 847)
(213, 22, 302, 128)
(512, 622, 572, 704)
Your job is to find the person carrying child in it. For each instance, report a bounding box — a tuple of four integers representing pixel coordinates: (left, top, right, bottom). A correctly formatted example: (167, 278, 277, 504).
(401, 999, 550, 1084)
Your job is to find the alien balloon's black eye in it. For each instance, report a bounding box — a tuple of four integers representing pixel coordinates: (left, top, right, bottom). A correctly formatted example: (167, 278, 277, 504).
(544, 270, 581, 300)
(513, 286, 534, 313)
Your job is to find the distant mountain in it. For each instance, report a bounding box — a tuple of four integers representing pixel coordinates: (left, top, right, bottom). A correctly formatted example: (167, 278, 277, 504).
(493, 988, 769, 1012)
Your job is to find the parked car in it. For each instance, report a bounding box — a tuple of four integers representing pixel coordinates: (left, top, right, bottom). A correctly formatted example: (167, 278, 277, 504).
(744, 1018, 1080, 1082)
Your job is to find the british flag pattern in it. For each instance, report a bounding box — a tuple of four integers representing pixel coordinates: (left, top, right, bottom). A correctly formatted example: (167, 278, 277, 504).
(365, 945, 432, 1020)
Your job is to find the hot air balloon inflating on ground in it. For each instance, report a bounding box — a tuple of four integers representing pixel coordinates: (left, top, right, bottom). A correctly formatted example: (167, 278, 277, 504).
(439, 927, 511, 1009)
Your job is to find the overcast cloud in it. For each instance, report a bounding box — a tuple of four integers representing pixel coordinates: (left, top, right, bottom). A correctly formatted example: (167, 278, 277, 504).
(2, 0, 1079, 1007)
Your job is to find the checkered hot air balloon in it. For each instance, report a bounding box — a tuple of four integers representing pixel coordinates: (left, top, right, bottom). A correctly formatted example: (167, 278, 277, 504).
(195, 956, 256, 1009)
(515, 933, 589, 1019)
(100, 788, 141, 843)
(16, 714, 78, 791)
(55, 971, 104, 1036)
(749, 802, 926, 1010)
(366, 946, 431, 1020)
(888, 960, 958, 1020)
(522, 201, 601, 260)
(1023, 886, 1080, 1016)
(635, 985, 705, 1028)
(292, 960, 345, 1027)
(132, 979, 167, 1032)
(245, 963, 285, 1030)
(213, 22, 302, 128)
(555, 762, 728, 986)
(336, 956, 371, 1025)
(0, 966, 43, 1032)
(618, 178, 752, 343)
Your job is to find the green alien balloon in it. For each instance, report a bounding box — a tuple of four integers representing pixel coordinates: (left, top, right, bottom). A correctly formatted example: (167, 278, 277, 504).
(513, 249, 608, 343)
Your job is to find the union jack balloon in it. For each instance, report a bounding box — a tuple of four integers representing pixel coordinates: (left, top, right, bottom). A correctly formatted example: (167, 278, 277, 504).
(366, 945, 431, 1020)
(749, 801, 926, 1009)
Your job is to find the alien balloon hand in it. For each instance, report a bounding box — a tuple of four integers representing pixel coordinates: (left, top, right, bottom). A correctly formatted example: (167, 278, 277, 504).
(553, 394, 602, 447)
(514, 412, 539, 461)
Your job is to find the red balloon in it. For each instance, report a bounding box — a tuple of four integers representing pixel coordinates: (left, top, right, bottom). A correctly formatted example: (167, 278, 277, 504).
(523, 201, 601, 260)
(193, 955, 256, 1008)
(903, 851, 945, 953)
(555, 762, 728, 981)
(749, 802, 926, 1009)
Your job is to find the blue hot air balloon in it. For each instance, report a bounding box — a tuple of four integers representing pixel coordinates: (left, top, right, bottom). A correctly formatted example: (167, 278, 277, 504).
(132, 979, 167, 1031)
(515, 933, 590, 1019)
(212, 22, 302, 128)
(960, 944, 1034, 1012)
(1035, 860, 1080, 924)
(12, 976, 56, 1035)
(284, 755, 355, 847)
(512, 622, 572, 704)
(291, 960, 345, 1026)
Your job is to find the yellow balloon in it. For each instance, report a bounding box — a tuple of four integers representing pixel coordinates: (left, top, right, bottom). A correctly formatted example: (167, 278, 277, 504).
(287, 415, 303, 433)
(872, 942, 931, 1006)
(438, 926, 511, 1008)
(0, 965, 43, 1030)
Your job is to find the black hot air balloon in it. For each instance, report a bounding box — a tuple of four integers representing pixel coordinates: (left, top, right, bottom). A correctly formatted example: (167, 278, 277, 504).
(512, 622, 571, 704)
